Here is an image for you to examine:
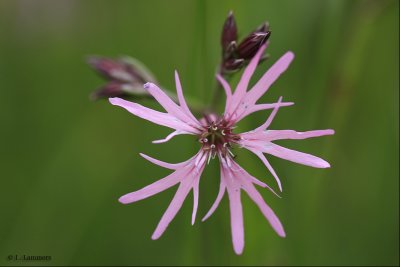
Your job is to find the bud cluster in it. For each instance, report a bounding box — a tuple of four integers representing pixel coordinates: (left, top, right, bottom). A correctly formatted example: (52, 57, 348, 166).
(221, 11, 271, 74)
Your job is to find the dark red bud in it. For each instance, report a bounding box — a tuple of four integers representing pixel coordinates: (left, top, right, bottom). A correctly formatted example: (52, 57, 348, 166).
(223, 41, 237, 60)
(223, 58, 245, 73)
(87, 56, 147, 84)
(221, 11, 238, 52)
(254, 22, 270, 33)
(237, 31, 271, 60)
(87, 57, 127, 80)
(90, 81, 127, 100)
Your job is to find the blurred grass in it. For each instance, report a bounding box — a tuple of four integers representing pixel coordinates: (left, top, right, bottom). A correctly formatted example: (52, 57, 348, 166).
(0, 0, 398, 265)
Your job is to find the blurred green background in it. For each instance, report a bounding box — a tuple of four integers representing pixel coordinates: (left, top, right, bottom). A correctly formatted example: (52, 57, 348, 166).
(0, 0, 398, 265)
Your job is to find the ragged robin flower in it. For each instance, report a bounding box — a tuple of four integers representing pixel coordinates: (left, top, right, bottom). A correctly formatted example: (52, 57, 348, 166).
(109, 44, 334, 254)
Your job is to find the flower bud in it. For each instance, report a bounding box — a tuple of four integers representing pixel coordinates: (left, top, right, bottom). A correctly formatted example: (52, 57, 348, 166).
(87, 56, 156, 100)
(221, 11, 237, 53)
(254, 22, 270, 33)
(237, 31, 271, 60)
(87, 57, 133, 82)
(90, 81, 127, 100)
(223, 41, 237, 60)
(223, 58, 244, 73)
(219, 12, 272, 75)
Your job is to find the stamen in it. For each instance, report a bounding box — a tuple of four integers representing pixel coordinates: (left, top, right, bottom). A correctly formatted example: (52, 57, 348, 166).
(199, 118, 238, 162)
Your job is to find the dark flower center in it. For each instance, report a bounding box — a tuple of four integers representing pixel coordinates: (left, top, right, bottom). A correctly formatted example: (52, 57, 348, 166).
(199, 119, 240, 159)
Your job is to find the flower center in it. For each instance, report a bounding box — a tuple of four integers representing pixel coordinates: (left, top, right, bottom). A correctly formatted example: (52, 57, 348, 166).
(199, 119, 240, 160)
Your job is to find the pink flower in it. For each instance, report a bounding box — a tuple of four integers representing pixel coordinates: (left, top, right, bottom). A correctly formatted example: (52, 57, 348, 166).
(110, 44, 334, 254)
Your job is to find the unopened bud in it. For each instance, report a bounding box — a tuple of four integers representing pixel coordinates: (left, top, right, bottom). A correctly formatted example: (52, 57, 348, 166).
(223, 58, 245, 73)
(224, 41, 237, 60)
(221, 11, 237, 52)
(119, 56, 156, 84)
(254, 22, 270, 33)
(87, 57, 131, 81)
(219, 13, 272, 75)
(87, 55, 157, 101)
(90, 81, 127, 100)
(237, 31, 271, 60)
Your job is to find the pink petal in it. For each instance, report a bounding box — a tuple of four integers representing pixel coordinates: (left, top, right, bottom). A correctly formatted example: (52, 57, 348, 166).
(202, 178, 226, 222)
(224, 167, 245, 255)
(264, 129, 335, 141)
(240, 129, 335, 144)
(248, 148, 283, 192)
(227, 187, 244, 255)
(227, 44, 268, 116)
(241, 180, 286, 237)
(245, 171, 268, 188)
(118, 170, 183, 204)
(139, 153, 188, 170)
(152, 130, 189, 144)
(199, 115, 219, 127)
(239, 131, 271, 143)
(216, 74, 232, 111)
(233, 162, 281, 198)
(191, 175, 200, 225)
(144, 83, 200, 129)
(266, 143, 331, 168)
(151, 179, 194, 240)
(238, 100, 294, 122)
(245, 51, 295, 105)
(194, 151, 208, 168)
(227, 159, 267, 189)
(109, 97, 196, 133)
(216, 74, 232, 98)
(174, 71, 199, 123)
(254, 96, 284, 131)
